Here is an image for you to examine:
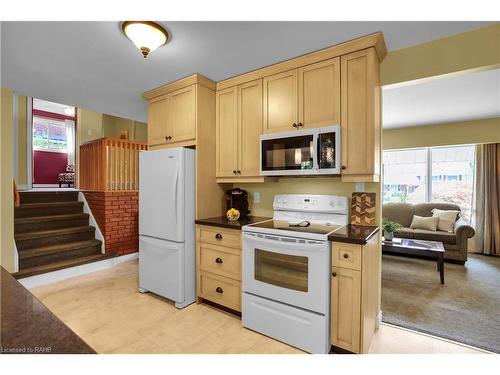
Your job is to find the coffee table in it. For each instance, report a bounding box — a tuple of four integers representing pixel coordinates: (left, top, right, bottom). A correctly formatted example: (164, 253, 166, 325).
(382, 237, 445, 284)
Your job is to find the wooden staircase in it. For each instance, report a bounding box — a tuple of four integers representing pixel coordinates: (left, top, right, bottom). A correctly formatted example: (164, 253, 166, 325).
(13, 191, 115, 279)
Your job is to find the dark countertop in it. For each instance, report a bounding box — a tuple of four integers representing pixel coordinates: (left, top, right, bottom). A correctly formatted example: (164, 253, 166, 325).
(329, 224, 380, 245)
(0, 267, 95, 354)
(195, 215, 271, 230)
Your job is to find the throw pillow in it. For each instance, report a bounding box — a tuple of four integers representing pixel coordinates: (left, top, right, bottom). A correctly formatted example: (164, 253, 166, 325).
(432, 208, 460, 232)
(410, 215, 439, 231)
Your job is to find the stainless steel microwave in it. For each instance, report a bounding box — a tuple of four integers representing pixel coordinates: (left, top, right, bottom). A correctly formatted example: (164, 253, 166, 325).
(260, 125, 341, 176)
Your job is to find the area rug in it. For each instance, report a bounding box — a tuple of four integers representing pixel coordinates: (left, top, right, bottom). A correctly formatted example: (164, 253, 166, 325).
(382, 253, 500, 353)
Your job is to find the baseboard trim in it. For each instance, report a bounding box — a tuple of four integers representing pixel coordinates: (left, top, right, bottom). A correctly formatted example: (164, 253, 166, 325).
(18, 252, 138, 289)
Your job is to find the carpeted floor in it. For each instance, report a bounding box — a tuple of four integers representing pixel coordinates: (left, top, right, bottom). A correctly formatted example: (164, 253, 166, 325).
(382, 253, 500, 353)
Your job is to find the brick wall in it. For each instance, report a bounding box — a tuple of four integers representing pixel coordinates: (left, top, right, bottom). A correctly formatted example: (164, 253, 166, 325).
(84, 191, 138, 256)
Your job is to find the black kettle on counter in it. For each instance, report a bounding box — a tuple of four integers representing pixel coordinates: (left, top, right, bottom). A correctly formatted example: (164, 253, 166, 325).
(225, 188, 250, 217)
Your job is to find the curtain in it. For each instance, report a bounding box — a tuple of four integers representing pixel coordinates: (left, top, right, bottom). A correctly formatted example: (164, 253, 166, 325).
(471, 143, 500, 255)
(65, 119, 75, 166)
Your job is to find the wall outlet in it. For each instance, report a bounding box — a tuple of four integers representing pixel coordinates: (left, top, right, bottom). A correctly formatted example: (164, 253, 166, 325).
(355, 182, 366, 192)
(87, 129, 93, 136)
(253, 192, 260, 204)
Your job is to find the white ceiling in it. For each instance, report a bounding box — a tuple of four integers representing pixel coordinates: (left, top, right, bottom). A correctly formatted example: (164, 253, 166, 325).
(1, 21, 495, 122)
(383, 68, 500, 129)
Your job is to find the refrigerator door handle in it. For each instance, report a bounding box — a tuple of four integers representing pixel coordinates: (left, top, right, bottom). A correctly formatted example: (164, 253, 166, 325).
(173, 168, 179, 224)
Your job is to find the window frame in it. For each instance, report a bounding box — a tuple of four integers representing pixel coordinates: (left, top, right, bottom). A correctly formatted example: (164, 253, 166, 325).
(32, 108, 75, 154)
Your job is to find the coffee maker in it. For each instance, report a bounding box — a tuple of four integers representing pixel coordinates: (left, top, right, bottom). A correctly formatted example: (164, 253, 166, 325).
(225, 188, 250, 217)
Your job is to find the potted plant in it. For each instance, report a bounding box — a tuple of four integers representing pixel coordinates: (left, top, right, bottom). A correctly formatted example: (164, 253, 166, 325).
(382, 218, 403, 241)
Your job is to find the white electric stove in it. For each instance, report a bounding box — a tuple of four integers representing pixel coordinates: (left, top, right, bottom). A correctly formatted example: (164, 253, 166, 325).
(241, 194, 348, 354)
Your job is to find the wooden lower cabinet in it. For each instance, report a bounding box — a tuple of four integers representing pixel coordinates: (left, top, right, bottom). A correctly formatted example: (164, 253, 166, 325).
(196, 225, 242, 312)
(330, 234, 381, 353)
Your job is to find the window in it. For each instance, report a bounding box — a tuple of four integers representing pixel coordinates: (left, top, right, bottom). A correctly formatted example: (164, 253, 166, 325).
(383, 145, 475, 222)
(33, 116, 67, 152)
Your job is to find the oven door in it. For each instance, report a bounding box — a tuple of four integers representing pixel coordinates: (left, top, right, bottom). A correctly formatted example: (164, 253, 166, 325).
(242, 232, 330, 314)
(260, 129, 318, 176)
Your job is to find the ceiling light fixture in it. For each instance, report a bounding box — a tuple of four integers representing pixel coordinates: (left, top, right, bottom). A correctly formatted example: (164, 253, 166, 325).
(122, 21, 169, 58)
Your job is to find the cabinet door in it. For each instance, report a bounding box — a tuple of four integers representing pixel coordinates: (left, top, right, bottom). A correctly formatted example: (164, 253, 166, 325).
(331, 267, 361, 353)
(298, 58, 340, 129)
(216, 87, 238, 177)
(147, 96, 169, 146)
(263, 69, 298, 134)
(340, 48, 380, 180)
(238, 79, 263, 177)
(169, 85, 196, 143)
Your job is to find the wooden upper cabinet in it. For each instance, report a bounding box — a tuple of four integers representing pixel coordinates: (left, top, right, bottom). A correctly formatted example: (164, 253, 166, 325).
(298, 58, 340, 129)
(147, 96, 169, 146)
(263, 70, 298, 133)
(216, 87, 238, 178)
(238, 79, 263, 177)
(169, 85, 196, 143)
(340, 48, 381, 181)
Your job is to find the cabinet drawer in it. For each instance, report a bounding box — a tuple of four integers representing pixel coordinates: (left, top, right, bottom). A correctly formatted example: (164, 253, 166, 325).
(198, 243, 241, 280)
(197, 226, 241, 248)
(199, 272, 241, 311)
(332, 242, 362, 270)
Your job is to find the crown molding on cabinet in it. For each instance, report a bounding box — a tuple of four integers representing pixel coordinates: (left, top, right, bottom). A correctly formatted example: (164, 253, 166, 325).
(216, 32, 387, 91)
(143, 73, 216, 101)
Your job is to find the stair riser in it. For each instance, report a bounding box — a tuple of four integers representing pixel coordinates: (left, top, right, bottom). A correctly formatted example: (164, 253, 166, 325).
(15, 204, 83, 218)
(15, 218, 90, 234)
(19, 192, 79, 204)
(16, 230, 96, 250)
(20, 245, 102, 269)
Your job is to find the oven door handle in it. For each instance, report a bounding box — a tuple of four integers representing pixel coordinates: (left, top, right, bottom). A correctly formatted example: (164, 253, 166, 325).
(243, 233, 327, 253)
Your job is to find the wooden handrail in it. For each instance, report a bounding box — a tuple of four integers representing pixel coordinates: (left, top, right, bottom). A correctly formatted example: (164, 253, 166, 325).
(79, 137, 147, 192)
(13, 180, 20, 207)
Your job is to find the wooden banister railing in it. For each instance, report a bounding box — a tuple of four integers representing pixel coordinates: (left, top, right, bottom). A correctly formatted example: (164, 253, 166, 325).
(79, 137, 147, 191)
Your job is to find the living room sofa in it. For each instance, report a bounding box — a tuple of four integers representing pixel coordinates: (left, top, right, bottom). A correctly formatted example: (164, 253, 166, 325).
(382, 202, 475, 263)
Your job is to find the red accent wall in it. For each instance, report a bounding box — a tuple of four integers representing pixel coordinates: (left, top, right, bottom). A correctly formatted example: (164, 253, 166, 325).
(33, 150, 68, 184)
(84, 191, 139, 255)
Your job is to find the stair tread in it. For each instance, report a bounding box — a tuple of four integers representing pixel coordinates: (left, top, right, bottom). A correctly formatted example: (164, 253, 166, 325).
(19, 239, 102, 259)
(15, 213, 89, 224)
(15, 226, 95, 241)
(13, 253, 117, 279)
(16, 201, 83, 209)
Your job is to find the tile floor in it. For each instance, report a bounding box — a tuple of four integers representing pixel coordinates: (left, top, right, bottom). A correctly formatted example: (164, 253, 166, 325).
(30, 260, 488, 354)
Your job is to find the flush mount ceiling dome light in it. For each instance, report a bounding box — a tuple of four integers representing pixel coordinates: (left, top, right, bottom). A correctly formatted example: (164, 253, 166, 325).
(122, 21, 169, 58)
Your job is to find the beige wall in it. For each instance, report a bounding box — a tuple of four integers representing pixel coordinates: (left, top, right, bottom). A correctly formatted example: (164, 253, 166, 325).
(238, 179, 380, 222)
(17, 95, 28, 185)
(381, 24, 500, 86)
(77, 108, 103, 144)
(102, 114, 147, 142)
(1, 87, 15, 272)
(383, 117, 500, 150)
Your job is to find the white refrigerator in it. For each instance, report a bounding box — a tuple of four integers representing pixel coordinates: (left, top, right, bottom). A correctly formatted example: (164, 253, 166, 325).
(138, 147, 196, 309)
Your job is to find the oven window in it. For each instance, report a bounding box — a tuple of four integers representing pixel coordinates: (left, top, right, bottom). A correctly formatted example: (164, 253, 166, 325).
(318, 132, 336, 169)
(261, 135, 314, 171)
(254, 249, 308, 292)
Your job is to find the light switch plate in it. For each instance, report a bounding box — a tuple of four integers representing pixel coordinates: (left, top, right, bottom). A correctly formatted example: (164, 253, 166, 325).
(253, 192, 260, 204)
(355, 182, 365, 192)
(87, 129, 93, 136)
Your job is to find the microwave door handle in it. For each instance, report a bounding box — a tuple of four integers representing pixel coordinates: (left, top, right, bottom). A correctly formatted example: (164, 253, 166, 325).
(317, 134, 321, 170)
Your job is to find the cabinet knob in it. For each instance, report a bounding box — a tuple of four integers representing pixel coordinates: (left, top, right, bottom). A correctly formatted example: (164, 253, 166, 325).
(237, 170, 241, 174)
(343, 253, 349, 259)
(215, 233, 223, 240)
(233, 170, 237, 175)
(341, 165, 346, 170)
(216, 287, 224, 294)
(165, 136, 169, 141)
(292, 123, 298, 128)
(332, 272, 337, 277)
(298, 122, 303, 127)
(215, 257, 223, 264)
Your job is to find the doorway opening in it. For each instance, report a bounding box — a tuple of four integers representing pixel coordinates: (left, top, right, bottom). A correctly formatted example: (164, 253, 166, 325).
(32, 98, 76, 189)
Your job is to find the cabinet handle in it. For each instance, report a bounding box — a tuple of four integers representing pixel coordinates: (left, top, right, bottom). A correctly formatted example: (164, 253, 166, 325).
(216, 287, 224, 294)
(237, 170, 241, 174)
(165, 136, 169, 141)
(233, 170, 237, 175)
(298, 122, 303, 127)
(215, 233, 223, 240)
(332, 272, 337, 277)
(341, 165, 346, 170)
(215, 257, 223, 264)
(343, 253, 349, 259)
(292, 123, 298, 128)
